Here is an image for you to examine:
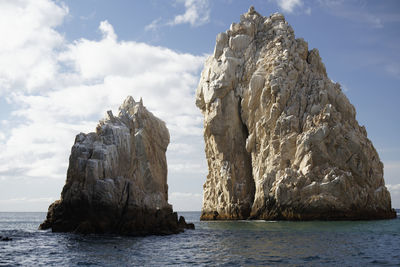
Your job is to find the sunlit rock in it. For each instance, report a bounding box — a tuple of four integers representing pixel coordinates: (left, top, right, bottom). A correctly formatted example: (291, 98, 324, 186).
(196, 7, 396, 220)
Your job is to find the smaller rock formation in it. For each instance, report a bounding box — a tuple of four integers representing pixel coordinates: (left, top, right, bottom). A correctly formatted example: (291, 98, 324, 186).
(40, 96, 194, 235)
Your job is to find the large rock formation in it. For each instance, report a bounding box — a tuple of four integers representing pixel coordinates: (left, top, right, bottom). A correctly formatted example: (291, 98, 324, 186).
(40, 96, 194, 235)
(196, 7, 396, 220)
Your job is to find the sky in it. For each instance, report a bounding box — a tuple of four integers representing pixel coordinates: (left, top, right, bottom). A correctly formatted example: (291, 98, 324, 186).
(0, 0, 399, 211)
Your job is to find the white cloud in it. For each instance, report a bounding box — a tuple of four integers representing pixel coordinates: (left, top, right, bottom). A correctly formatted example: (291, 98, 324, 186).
(145, 17, 162, 31)
(169, 192, 202, 211)
(99, 20, 117, 41)
(386, 184, 400, 209)
(385, 161, 400, 170)
(169, 0, 210, 26)
(383, 161, 400, 208)
(169, 142, 197, 154)
(0, 0, 68, 95)
(0, 197, 56, 204)
(170, 192, 202, 198)
(80, 11, 96, 21)
(0, 1, 207, 212)
(169, 163, 206, 173)
(0, 19, 205, 180)
(387, 184, 400, 191)
(0, 197, 57, 211)
(144, 0, 210, 31)
(275, 0, 303, 13)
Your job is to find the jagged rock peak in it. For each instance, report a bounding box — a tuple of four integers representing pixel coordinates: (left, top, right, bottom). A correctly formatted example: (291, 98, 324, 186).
(40, 96, 194, 235)
(196, 7, 396, 220)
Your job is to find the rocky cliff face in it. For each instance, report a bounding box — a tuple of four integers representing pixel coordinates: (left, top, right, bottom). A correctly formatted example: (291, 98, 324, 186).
(196, 7, 396, 220)
(40, 96, 194, 234)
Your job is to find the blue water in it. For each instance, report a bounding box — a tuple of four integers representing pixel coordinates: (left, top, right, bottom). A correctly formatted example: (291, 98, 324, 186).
(1, 211, 400, 266)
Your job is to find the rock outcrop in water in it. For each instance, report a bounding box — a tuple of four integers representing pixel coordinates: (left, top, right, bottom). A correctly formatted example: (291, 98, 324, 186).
(196, 7, 396, 220)
(40, 96, 194, 234)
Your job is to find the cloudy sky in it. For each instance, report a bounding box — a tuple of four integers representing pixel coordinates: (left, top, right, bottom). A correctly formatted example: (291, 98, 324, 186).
(0, 0, 399, 211)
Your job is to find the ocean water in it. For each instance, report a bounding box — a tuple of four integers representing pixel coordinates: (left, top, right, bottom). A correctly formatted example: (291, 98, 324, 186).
(1, 211, 400, 266)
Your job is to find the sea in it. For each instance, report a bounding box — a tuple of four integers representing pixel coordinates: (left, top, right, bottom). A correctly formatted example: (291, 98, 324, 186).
(1, 211, 400, 266)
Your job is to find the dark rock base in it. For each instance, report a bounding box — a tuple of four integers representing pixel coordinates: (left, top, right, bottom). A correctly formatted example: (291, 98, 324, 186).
(254, 207, 398, 221)
(39, 201, 194, 235)
(200, 203, 253, 220)
(201, 207, 397, 221)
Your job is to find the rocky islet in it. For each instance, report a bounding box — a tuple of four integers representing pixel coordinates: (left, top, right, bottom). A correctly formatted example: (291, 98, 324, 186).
(40, 7, 396, 234)
(196, 7, 396, 220)
(40, 96, 194, 235)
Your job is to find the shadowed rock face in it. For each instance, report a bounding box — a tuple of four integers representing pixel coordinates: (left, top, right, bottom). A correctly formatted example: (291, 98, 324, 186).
(40, 96, 194, 235)
(196, 7, 396, 220)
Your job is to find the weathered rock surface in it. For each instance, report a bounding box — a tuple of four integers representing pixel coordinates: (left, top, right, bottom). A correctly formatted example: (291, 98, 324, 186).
(196, 7, 396, 220)
(40, 96, 194, 234)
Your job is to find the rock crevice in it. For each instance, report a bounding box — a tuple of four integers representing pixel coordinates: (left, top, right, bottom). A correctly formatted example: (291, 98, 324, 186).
(196, 7, 396, 220)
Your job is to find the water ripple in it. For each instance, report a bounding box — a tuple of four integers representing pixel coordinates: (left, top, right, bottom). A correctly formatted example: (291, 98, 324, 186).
(0, 212, 400, 266)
